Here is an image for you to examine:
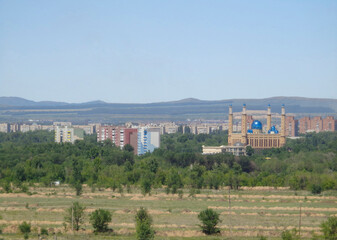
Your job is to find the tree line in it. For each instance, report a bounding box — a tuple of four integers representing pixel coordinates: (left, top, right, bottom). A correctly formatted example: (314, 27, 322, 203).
(0, 130, 336, 194)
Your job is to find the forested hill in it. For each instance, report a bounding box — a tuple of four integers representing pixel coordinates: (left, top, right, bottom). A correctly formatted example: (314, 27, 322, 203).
(0, 130, 336, 194)
(0, 96, 336, 122)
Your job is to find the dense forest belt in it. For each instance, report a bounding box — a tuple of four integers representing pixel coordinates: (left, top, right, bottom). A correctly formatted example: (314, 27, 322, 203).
(0, 130, 337, 194)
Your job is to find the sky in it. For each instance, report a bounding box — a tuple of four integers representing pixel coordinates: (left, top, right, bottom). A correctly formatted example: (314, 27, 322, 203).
(0, 0, 337, 103)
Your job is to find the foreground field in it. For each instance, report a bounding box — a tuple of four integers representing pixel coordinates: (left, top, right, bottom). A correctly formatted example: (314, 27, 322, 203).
(0, 185, 337, 239)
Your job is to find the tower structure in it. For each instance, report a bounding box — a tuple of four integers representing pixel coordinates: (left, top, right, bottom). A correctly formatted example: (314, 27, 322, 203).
(267, 104, 271, 131)
(280, 105, 286, 146)
(241, 104, 247, 145)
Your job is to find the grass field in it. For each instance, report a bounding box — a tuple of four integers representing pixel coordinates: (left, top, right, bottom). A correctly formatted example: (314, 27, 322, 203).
(0, 185, 336, 239)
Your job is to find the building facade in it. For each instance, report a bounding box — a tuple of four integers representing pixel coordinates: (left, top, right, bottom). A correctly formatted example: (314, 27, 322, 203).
(55, 126, 74, 143)
(137, 127, 161, 155)
(285, 116, 298, 137)
(55, 126, 84, 144)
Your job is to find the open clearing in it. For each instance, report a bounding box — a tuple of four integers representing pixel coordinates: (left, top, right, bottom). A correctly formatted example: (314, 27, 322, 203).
(0, 186, 336, 239)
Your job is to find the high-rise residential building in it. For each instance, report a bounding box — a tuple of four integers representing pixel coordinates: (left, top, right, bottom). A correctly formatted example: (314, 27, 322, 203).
(97, 126, 138, 154)
(137, 127, 160, 155)
(311, 117, 323, 133)
(55, 126, 74, 143)
(299, 116, 336, 134)
(97, 126, 160, 155)
(285, 116, 298, 137)
(323, 116, 336, 131)
(299, 117, 311, 134)
(122, 128, 138, 154)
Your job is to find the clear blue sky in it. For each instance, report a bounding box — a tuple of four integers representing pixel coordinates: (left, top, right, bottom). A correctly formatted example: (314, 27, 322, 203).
(1, 0, 336, 103)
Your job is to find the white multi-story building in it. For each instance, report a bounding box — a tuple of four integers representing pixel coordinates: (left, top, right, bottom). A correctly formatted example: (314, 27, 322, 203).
(137, 127, 160, 155)
(0, 123, 9, 133)
(55, 126, 83, 143)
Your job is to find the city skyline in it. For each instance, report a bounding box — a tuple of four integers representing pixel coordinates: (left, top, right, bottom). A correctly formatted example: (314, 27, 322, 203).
(1, 0, 337, 103)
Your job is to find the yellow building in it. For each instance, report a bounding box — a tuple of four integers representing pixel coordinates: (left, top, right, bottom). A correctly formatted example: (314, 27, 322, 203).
(228, 104, 286, 149)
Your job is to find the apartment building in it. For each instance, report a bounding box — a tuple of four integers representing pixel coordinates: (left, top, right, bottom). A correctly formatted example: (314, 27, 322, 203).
(137, 127, 161, 155)
(55, 126, 84, 143)
(0, 123, 10, 133)
(299, 116, 336, 134)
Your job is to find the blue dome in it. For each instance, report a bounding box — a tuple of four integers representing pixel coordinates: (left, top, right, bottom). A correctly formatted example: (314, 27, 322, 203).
(268, 125, 279, 134)
(251, 120, 262, 130)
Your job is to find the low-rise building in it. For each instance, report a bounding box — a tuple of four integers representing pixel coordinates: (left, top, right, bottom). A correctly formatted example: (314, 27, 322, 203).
(0, 123, 9, 133)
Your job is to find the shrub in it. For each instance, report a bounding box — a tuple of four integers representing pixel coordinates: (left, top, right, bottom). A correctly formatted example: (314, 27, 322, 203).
(19, 221, 31, 240)
(20, 184, 29, 193)
(197, 208, 221, 235)
(135, 207, 154, 240)
(165, 187, 170, 195)
(311, 184, 322, 195)
(90, 209, 112, 233)
(40, 228, 48, 236)
(2, 182, 11, 193)
(189, 188, 196, 198)
(281, 229, 299, 240)
(178, 190, 183, 199)
(64, 202, 86, 231)
(171, 185, 178, 194)
(321, 216, 337, 240)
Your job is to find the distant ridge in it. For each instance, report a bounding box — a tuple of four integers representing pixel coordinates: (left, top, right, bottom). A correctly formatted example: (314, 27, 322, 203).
(0, 96, 336, 122)
(0, 97, 68, 107)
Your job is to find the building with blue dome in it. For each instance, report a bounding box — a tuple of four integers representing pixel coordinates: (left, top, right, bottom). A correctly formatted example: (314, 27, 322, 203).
(228, 105, 286, 149)
(202, 104, 287, 155)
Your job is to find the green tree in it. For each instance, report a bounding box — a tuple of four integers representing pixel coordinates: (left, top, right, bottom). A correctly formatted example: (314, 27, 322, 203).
(40, 228, 48, 236)
(123, 144, 134, 153)
(71, 158, 83, 196)
(321, 216, 337, 240)
(197, 208, 221, 235)
(90, 209, 112, 233)
(311, 183, 322, 195)
(64, 202, 86, 231)
(135, 207, 154, 240)
(140, 176, 152, 196)
(19, 221, 31, 240)
(246, 146, 254, 156)
(93, 157, 102, 181)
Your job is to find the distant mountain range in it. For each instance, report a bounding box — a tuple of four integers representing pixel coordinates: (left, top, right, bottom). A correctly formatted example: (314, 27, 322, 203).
(0, 96, 336, 123)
